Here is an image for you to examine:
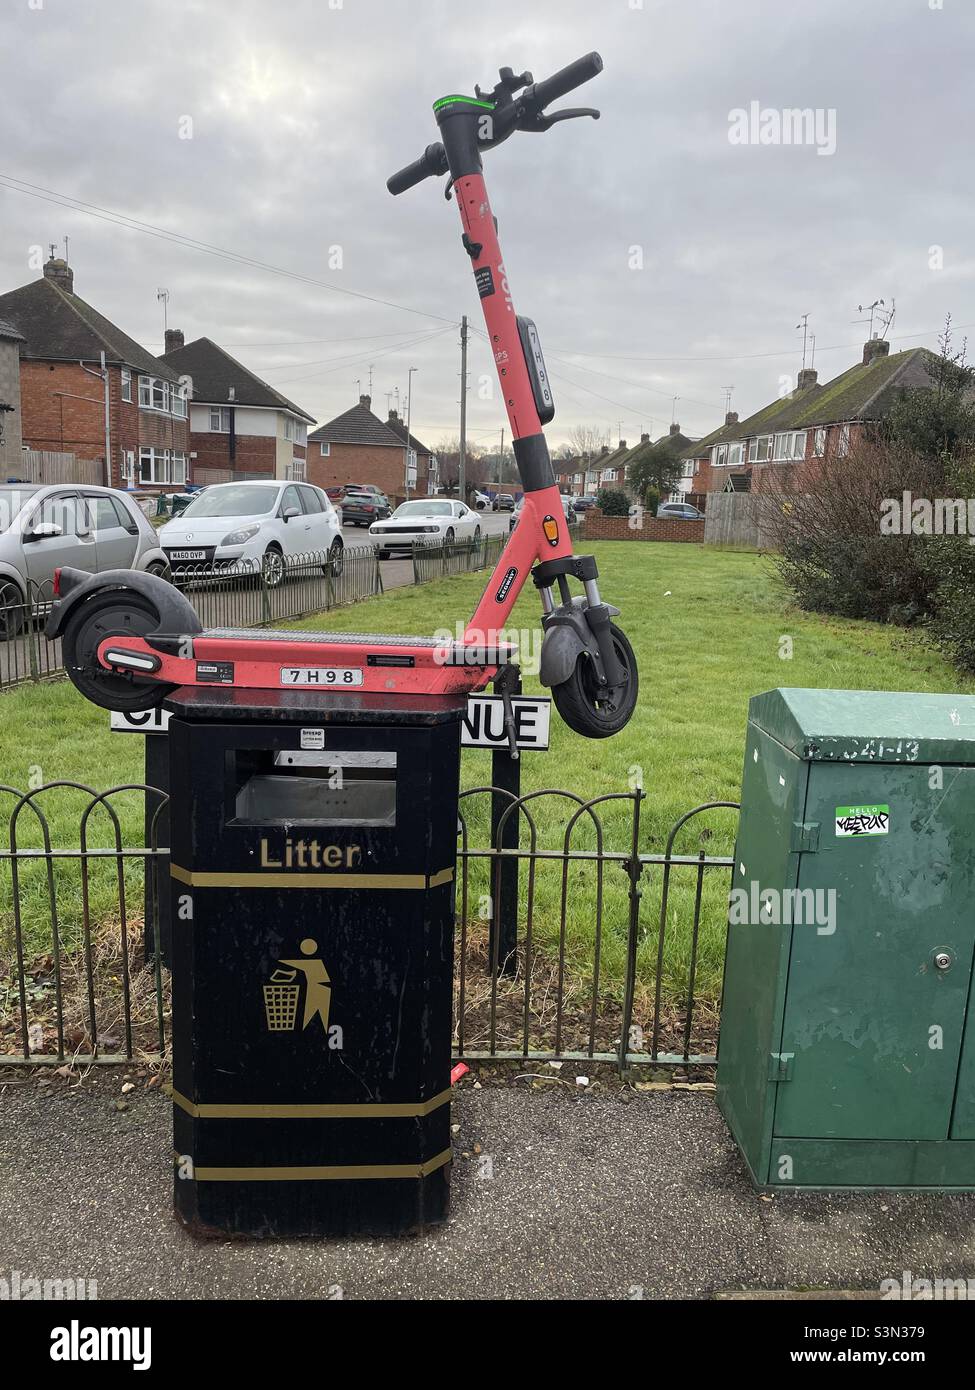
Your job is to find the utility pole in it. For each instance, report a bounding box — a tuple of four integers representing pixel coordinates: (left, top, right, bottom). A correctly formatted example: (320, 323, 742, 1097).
(498, 426, 505, 481)
(404, 365, 417, 501)
(458, 315, 468, 502)
(81, 351, 111, 487)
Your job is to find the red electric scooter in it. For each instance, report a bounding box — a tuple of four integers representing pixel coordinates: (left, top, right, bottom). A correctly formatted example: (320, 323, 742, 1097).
(49, 51, 638, 739)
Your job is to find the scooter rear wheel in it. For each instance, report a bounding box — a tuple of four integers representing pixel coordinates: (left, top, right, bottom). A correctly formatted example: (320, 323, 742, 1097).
(61, 590, 174, 712)
(551, 622, 639, 738)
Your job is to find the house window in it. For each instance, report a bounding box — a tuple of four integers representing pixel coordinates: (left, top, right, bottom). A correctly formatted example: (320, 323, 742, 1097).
(121, 368, 132, 403)
(773, 431, 807, 462)
(727, 442, 743, 467)
(286, 459, 306, 481)
(748, 435, 772, 462)
(139, 448, 187, 485)
(838, 423, 851, 457)
(138, 374, 183, 415)
(682, 459, 695, 478)
(209, 407, 232, 432)
(602, 468, 617, 483)
(814, 427, 827, 457)
(317, 441, 330, 458)
(120, 449, 135, 485)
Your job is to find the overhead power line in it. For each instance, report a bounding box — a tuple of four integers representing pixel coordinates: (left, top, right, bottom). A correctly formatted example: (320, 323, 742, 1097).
(0, 174, 455, 325)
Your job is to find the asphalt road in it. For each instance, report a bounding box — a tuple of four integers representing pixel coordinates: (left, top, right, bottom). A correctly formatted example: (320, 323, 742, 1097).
(0, 511, 515, 688)
(2, 1077, 974, 1300)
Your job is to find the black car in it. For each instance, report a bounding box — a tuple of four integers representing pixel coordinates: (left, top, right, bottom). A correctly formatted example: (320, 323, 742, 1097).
(340, 486, 392, 526)
(573, 495, 597, 512)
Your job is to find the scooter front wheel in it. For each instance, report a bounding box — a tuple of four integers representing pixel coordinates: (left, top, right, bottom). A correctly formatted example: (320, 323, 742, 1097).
(61, 590, 174, 712)
(551, 622, 639, 739)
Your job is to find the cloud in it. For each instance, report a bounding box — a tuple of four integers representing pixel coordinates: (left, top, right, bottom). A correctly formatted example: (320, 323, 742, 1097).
(1, 0, 972, 448)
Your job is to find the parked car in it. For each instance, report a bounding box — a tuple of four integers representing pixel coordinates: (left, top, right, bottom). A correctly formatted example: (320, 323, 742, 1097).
(0, 483, 169, 638)
(573, 495, 598, 512)
(369, 499, 481, 558)
(656, 501, 704, 520)
(472, 490, 492, 511)
(509, 493, 580, 534)
(492, 493, 515, 512)
(159, 480, 342, 587)
(340, 485, 392, 526)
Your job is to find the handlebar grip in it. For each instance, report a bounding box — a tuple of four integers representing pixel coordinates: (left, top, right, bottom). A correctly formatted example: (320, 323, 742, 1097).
(527, 51, 603, 110)
(387, 142, 448, 195)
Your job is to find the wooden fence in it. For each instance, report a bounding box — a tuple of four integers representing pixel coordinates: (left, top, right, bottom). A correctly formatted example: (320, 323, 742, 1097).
(17, 451, 103, 486)
(704, 493, 781, 548)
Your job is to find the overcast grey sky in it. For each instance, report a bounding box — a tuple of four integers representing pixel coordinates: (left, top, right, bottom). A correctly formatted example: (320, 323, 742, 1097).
(1, 0, 971, 453)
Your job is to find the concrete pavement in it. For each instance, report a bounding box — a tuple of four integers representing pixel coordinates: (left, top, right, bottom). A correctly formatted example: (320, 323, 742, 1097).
(2, 1076, 973, 1300)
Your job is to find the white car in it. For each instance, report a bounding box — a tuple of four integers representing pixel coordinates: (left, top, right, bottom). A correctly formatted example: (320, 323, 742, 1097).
(159, 480, 343, 586)
(369, 499, 481, 558)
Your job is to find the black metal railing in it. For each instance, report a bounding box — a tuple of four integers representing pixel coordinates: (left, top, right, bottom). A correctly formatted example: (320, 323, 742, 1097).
(0, 782, 737, 1070)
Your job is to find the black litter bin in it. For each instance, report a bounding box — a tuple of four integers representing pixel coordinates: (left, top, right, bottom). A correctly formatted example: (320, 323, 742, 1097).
(166, 685, 465, 1238)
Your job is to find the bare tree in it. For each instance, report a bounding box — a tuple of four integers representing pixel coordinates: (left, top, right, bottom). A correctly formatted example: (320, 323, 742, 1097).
(567, 424, 610, 461)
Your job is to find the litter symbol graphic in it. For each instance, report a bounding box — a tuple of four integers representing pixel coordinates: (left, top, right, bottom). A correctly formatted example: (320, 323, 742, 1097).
(263, 938, 332, 1033)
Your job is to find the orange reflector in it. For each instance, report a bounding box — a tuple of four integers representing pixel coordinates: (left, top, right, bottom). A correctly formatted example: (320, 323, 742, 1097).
(542, 516, 559, 544)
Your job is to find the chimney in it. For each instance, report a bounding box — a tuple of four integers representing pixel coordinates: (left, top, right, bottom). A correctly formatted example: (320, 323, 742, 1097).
(797, 368, 818, 390)
(618, 440, 627, 451)
(862, 338, 890, 366)
(600, 444, 610, 456)
(359, 393, 372, 410)
(640, 432, 650, 443)
(669, 422, 681, 436)
(725, 411, 739, 426)
(165, 328, 184, 354)
(388, 408, 399, 422)
(43, 255, 73, 293)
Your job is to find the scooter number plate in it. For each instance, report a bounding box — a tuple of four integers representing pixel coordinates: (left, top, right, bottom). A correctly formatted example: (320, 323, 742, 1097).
(280, 667, 364, 687)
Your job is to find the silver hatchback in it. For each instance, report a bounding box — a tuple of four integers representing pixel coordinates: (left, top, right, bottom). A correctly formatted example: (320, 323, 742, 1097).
(0, 483, 168, 636)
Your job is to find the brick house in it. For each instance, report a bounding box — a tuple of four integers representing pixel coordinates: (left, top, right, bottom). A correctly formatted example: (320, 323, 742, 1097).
(678, 412, 744, 509)
(161, 333, 314, 485)
(621, 424, 696, 505)
(0, 256, 188, 490)
(306, 395, 420, 502)
(555, 455, 587, 496)
(0, 318, 24, 479)
(683, 339, 941, 501)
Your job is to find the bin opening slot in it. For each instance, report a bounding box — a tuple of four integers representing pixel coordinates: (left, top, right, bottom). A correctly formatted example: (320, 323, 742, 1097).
(229, 748, 397, 827)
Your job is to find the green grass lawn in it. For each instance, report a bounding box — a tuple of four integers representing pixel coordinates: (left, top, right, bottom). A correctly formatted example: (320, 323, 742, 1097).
(1, 542, 971, 1010)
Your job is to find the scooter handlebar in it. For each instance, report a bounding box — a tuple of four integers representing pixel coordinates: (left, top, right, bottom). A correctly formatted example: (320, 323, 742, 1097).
(524, 51, 603, 113)
(387, 142, 448, 195)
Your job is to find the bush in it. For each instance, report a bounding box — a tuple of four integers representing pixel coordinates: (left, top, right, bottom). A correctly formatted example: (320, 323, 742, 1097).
(596, 488, 630, 516)
(765, 438, 947, 624)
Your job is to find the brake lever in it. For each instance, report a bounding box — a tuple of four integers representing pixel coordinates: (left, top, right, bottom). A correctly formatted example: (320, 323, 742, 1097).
(519, 105, 600, 133)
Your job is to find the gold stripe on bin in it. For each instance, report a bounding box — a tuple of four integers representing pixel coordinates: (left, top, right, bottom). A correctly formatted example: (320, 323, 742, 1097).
(170, 864, 454, 890)
(170, 1088, 451, 1120)
(187, 1149, 452, 1183)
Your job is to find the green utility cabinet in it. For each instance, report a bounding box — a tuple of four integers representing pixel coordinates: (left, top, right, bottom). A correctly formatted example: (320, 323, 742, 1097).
(717, 688, 975, 1191)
